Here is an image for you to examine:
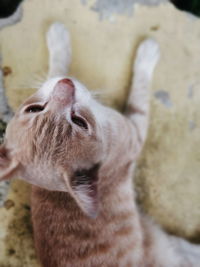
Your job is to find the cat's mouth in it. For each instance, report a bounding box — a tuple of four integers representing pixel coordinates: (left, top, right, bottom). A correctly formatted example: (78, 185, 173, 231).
(52, 78, 75, 107)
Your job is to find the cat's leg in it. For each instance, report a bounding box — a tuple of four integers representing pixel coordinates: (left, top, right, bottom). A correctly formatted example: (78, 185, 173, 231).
(126, 39, 160, 150)
(46, 22, 71, 79)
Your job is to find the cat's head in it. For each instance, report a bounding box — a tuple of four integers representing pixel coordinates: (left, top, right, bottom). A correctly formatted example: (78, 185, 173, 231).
(0, 77, 130, 217)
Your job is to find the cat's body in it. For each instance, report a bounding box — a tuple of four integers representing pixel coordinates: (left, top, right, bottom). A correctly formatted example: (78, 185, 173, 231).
(0, 22, 200, 266)
(31, 180, 197, 267)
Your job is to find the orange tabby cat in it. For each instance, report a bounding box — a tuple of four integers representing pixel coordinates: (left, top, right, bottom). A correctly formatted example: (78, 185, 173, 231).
(0, 22, 200, 266)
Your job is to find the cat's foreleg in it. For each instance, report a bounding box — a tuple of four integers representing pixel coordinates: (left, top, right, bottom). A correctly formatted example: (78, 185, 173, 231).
(46, 22, 71, 79)
(126, 39, 160, 150)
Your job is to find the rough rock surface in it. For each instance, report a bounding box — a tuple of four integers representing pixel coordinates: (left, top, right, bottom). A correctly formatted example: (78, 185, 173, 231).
(0, 0, 200, 266)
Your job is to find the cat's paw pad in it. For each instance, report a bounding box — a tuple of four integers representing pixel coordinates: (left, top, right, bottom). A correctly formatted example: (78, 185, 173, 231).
(134, 39, 160, 76)
(47, 22, 71, 55)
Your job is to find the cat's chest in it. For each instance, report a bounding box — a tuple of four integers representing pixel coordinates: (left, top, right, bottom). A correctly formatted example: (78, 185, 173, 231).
(30, 186, 144, 267)
(31, 186, 99, 239)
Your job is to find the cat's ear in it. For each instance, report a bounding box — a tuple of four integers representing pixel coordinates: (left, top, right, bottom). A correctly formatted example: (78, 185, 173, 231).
(0, 144, 19, 181)
(64, 164, 100, 218)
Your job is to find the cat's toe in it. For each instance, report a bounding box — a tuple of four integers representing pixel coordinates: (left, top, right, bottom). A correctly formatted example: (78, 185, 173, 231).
(134, 39, 160, 76)
(47, 22, 71, 53)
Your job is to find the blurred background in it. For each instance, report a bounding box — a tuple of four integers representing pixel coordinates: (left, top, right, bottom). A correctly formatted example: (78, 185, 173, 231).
(1, 0, 200, 18)
(0, 0, 200, 266)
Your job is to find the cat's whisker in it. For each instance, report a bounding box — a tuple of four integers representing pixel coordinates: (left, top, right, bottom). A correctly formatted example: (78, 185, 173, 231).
(20, 72, 47, 90)
(90, 90, 112, 102)
(90, 90, 103, 99)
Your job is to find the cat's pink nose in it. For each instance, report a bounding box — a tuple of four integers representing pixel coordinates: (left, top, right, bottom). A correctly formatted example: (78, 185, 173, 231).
(52, 78, 75, 107)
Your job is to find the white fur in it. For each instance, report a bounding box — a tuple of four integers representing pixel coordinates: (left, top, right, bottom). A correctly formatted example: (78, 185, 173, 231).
(47, 22, 71, 78)
(38, 76, 64, 98)
(134, 39, 160, 79)
(127, 39, 160, 146)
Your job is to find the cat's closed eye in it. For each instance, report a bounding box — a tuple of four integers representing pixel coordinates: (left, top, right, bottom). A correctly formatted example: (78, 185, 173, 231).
(71, 112, 88, 130)
(25, 104, 45, 113)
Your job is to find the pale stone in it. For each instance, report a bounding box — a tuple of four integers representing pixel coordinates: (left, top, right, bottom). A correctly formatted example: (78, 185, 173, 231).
(0, 0, 200, 265)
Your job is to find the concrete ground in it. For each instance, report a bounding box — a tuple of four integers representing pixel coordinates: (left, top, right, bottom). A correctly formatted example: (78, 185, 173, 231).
(0, 0, 200, 266)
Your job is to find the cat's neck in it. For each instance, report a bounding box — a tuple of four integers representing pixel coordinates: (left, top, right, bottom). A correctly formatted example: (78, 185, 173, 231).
(31, 173, 140, 222)
(31, 172, 144, 266)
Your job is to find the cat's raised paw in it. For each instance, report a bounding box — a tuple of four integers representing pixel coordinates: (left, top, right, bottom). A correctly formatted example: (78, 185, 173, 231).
(47, 22, 72, 77)
(134, 39, 160, 77)
(47, 22, 71, 58)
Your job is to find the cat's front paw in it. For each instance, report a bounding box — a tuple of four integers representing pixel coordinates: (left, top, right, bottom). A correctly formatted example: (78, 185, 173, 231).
(47, 22, 72, 77)
(134, 39, 160, 77)
(47, 22, 71, 59)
